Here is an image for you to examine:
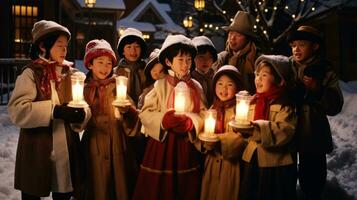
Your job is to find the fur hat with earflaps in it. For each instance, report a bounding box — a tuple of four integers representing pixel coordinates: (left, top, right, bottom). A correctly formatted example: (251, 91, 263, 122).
(287, 25, 322, 44)
(32, 20, 71, 44)
(84, 39, 117, 69)
(192, 36, 218, 62)
(117, 27, 147, 59)
(158, 34, 197, 67)
(222, 11, 256, 39)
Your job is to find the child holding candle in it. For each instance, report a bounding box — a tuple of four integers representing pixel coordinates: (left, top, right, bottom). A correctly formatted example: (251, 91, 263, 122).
(239, 55, 297, 200)
(81, 39, 138, 200)
(133, 35, 206, 200)
(114, 27, 147, 105)
(200, 65, 246, 200)
(7, 20, 90, 200)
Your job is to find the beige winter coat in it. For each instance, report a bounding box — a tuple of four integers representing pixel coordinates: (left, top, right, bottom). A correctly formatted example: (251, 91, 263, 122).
(242, 103, 297, 167)
(8, 62, 82, 197)
(82, 81, 138, 200)
(200, 106, 246, 200)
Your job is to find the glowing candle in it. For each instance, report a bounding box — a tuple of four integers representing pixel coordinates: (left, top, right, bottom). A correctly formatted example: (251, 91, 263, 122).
(115, 76, 127, 101)
(174, 92, 185, 113)
(235, 99, 249, 124)
(204, 111, 216, 134)
(68, 72, 88, 108)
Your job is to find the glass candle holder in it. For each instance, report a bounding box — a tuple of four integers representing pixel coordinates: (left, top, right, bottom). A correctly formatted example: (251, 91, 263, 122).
(229, 90, 253, 129)
(112, 76, 130, 106)
(68, 72, 88, 108)
(199, 109, 219, 142)
(174, 82, 189, 114)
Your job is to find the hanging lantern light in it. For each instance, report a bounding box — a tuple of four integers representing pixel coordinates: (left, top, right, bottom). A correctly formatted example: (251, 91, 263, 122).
(194, 0, 205, 11)
(84, 0, 96, 8)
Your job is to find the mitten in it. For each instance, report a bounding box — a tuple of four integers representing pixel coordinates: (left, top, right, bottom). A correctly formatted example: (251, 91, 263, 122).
(162, 110, 186, 130)
(172, 115, 193, 133)
(53, 105, 85, 123)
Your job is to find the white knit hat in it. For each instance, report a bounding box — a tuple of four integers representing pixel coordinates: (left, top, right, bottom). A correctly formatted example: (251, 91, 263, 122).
(116, 27, 146, 58)
(158, 34, 197, 65)
(31, 20, 71, 44)
(84, 39, 117, 69)
(192, 35, 217, 61)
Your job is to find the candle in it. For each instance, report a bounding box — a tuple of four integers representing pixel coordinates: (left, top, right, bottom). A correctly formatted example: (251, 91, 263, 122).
(72, 80, 83, 103)
(235, 99, 249, 124)
(68, 71, 88, 108)
(115, 76, 128, 101)
(204, 111, 216, 134)
(174, 92, 186, 113)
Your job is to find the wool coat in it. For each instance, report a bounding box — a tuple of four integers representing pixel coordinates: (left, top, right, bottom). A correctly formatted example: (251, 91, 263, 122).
(200, 105, 246, 200)
(82, 80, 138, 200)
(7, 61, 82, 197)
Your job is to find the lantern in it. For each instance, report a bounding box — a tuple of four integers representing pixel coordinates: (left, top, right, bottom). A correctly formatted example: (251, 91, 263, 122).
(68, 72, 88, 108)
(229, 90, 253, 129)
(112, 76, 130, 106)
(194, 0, 205, 11)
(84, 0, 96, 8)
(199, 109, 219, 142)
(174, 82, 189, 114)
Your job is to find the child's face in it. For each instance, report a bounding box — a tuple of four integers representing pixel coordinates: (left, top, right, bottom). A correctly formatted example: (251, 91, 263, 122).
(165, 51, 192, 78)
(49, 35, 68, 64)
(290, 40, 319, 63)
(215, 75, 237, 102)
(194, 51, 214, 73)
(123, 41, 141, 62)
(255, 65, 276, 93)
(89, 55, 113, 80)
(151, 63, 165, 80)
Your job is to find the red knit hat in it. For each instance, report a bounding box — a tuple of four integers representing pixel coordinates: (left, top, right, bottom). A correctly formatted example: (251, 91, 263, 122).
(84, 39, 117, 69)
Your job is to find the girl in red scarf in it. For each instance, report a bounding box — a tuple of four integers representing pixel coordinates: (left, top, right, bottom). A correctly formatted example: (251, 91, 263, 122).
(200, 65, 246, 200)
(81, 39, 138, 200)
(133, 35, 206, 200)
(239, 55, 297, 200)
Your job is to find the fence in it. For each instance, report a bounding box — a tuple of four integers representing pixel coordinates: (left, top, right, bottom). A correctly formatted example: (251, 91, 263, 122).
(0, 58, 31, 105)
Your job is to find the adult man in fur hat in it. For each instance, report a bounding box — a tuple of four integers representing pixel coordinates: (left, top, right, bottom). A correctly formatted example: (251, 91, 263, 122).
(288, 25, 344, 200)
(214, 10, 258, 95)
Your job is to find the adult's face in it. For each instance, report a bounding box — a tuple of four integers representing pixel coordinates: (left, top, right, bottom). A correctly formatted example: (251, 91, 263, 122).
(228, 31, 249, 52)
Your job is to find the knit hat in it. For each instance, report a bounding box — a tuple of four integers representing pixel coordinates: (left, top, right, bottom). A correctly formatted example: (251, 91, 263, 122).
(158, 34, 197, 66)
(212, 65, 243, 93)
(84, 39, 117, 69)
(287, 25, 322, 44)
(222, 11, 256, 38)
(117, 27, 147, 59)
(31, 20, 71, 44)
(192, 36, 218, 62)
(255, 55, 293, 84)
(144, 48, 160, 76)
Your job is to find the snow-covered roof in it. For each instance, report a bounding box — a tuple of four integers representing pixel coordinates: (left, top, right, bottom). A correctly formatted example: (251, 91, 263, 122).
(77, 0, 125, 10)
(117, 0, 185, 36)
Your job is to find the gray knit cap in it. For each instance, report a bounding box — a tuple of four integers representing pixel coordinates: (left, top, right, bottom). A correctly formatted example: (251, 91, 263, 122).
(31, 20, 71, 44)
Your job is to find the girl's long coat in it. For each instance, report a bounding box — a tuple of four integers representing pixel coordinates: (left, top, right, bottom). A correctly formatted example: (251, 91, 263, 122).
(82, 81, 138, 200)
(7, 62, 82, 197)
(200, 106, 245, 200)
(133, 73, 206, 200)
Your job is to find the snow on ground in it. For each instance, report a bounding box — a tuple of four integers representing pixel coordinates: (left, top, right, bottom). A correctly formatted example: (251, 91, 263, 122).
(0, 81, 356, 199)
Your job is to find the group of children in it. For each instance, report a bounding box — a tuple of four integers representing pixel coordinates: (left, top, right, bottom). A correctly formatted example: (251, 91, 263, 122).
(7, 18, 342, 200)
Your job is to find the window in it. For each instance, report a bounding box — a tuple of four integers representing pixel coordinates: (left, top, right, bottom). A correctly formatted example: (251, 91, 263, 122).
(12, 3, 39, 58)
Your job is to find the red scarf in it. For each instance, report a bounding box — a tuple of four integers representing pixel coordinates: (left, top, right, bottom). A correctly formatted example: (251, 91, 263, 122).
(212, 98, 236, 133)
(252, 87, 282, 120)
(85, 77, 115, 114)
(166, 74, 201, 113)
(34, 58, 69, 98)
